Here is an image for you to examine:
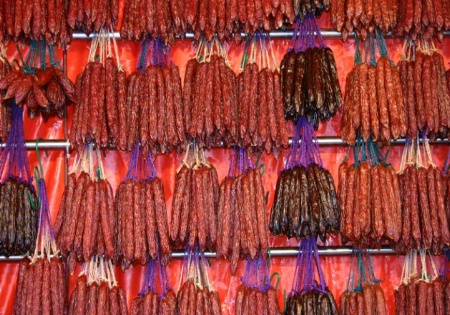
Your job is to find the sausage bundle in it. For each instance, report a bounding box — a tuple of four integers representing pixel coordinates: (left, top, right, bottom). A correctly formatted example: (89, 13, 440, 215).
(68, 257, 129, 315)
(237, 34, 289, 154)
(286, 237, 339, 315)
(270, 118, 340, 241)
(176, 244, 222, 315)
(398, 42, 450, 140)
(281, 15, 342, 129)
(0, 44, 77, 120)
(130, 257, 177, 315)
(217, 148, 268, 274)
(67, 1, 119, 34)
(124, 39, 185, 154)
(183, 42, 239, 148)
(338, 154, 402, 247)
(114, 144, 171, 270)
(170, 146, 219, 251)
(393, 138, 450, 255)
(70, 30, 126, 149)
(0, 55, 12, 142)
(0, 104, 38, 257)
(339, 250, 388, 315)
(396, 0, 450, 41)
(341, 37, 406, 144)
(0, 0, 72, 46)
(55, 147, 116, 270)
(294, 0, 330, 20)
(235, 256, 280, 315)
(395, 250, 444, 315)
(330, 0, 398, 40)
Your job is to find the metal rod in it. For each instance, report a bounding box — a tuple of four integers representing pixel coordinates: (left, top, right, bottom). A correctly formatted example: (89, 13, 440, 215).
(72, 29, 450, 40)
(0, 246, 397, 261)
(10, 137, 450, 151)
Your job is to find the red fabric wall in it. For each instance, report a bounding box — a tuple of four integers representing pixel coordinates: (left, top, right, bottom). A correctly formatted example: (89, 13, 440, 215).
(1, 11, 450, 315)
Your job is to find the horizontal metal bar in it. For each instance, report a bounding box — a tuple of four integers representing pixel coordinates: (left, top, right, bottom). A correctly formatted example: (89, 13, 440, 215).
(3, 137, 449, 151)
(72, 29, 450, 40)
(0, 246, 396, 261)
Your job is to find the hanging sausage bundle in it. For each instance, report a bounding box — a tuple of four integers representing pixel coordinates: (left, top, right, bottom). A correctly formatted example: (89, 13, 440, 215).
(0, 103, 38, 256)
(54, 145, 116, 270)
(330, 0, 398, 40)
(395, 250, 445, 315)
(13, 167, 67, 314)
(234, 255, 281, 315)
(170, 144, 219, 252)
(339, 249, 388, 315)
(114, 144, 171, 270)
(395, 0, 450, 41)
(285, 236, 339, 314)
(67, 0, 119, 34)
(126, 38, 185, 154)
(176, 244, 222, 315)
(341, 32, 407, 144)
(270, 118, 340, 241)
(0, 47, 12, 142)
(130, 257, 177, 314)
(68, 256, 129, 315)
(281, 15, 342, 130)
(183, 39, 239, 148)
(237, 33, 289, 155)
(0, 41, 77, 120)
(338, 138, 402, 248)
(217, 147, 268, 274)
(0, 0, 71, 46)
(398, 39, 450, 140)
(394, 137, 450, 255)
(70, 28, 127, 149)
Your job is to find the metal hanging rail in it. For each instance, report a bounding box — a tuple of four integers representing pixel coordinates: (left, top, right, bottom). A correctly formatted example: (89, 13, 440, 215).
(0, 245, 396, 261)
(11, 137, 450, 151)
(71, 29, 450, 40)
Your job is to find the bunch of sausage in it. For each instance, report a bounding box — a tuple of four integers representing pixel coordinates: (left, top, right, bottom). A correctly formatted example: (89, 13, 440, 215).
(120, 0, 296, 43)
(330, 0, 398, 40)
(0, 177, 38, 256)
(127, 64, 185, 154)
(338, 161, 403, 248)
(395, 165, 450, 254)
(183, 55, 239, 148)
(114, 177, 171, 269)
(170, 163, 219, 252)
(0, 0, 72, 46)
(131, 290, 177, 315)
(281, 47, 342, 130)
(71, 58, 127, 149)
(176, 280, 222, 315)
(0, 67, 77, 120)
(339, 284, 387, 315)
(68, 275, 128, 315)
(67, 0, 119, 34)
(396, 0, 450, 40)
(395, 278, 448, 315)
(13, 258, 67, 314)
(341, 57, 406, 144)
(398, 50, 450, 140)
(234, 284, 280, 315)
(0, 59, 12, 141)
(294, 0, 330, 20)
(238, 62, 289, 154)
(54, 173, 116, 267)
(270, 163, 340, 241)
(286, 289, 339, 314)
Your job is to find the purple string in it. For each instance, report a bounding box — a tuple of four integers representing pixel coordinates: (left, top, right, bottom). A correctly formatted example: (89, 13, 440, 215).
(228, 148, 236, 177)
(297, 118, 323, 168)
(0, 103, 32, 183)
(124, 143, 140, 180)
(145, 150, 157, 180)
(312, 238, 327, 292)
(37, 178, 55, 242)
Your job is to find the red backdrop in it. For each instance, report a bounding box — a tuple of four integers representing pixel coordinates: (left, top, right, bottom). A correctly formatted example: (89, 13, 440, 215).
(1, 11, 450, 315)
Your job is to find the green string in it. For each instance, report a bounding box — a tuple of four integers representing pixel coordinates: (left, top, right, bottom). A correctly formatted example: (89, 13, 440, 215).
(270, 272, 281, 291)
(240, 36, 251, 70)
(354, 38, 362, 65)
